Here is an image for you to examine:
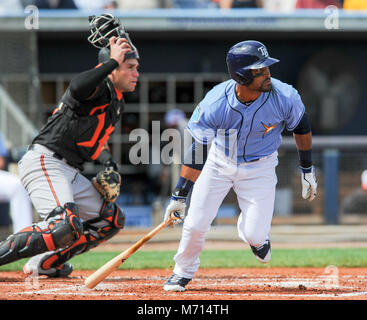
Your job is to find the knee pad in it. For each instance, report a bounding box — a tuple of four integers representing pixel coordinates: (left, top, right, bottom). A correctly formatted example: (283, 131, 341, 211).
(38, 202, 125, 270)
(64, 202, 124, 257)
(48, 201, 125, 268)
(99, 201, 125, 230)
(83, 201, 124, 243)
(45, 202, 83, 249)
(0, 203, 83, 267)
(40, 221, 120, 270)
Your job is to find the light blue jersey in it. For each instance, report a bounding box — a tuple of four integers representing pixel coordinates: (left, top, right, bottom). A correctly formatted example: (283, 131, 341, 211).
(187, 78, 305, 163)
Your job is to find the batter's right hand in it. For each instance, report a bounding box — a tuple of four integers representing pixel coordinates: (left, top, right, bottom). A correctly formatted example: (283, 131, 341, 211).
(109, 36, 131, 65)
(164, 197, 186, 225)
(300, 165, 317, 202)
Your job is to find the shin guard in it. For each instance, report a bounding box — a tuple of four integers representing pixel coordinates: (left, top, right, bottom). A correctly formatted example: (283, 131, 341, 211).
(37, 202, 125, 270)
(0, 202, 83, 267)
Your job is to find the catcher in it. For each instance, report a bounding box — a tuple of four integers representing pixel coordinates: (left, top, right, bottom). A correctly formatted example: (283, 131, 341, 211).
(0, 14, 139, 277)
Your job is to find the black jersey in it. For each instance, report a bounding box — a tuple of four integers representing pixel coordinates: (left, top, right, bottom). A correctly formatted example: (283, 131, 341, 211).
(33, 72, 124, 171)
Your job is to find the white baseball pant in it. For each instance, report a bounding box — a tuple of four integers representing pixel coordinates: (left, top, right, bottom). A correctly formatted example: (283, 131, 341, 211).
(172, 149, 278, 279)
(18, 144, 104, 224)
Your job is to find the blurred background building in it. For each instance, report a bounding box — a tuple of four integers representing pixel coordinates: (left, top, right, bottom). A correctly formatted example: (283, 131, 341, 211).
(0, 0, 367, 232)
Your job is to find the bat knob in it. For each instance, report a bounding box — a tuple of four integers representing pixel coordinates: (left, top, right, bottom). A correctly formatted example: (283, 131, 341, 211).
(169, 211, 183, 225)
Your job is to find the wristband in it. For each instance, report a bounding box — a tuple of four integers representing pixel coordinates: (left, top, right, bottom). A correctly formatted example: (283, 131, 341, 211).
(300, 166, 313, 173)
(105, 159, 118, 171)
(98, 149, 113, 164)
(298, 149, 312, 168)
(171, 176, 195, 200)
(98, 149, 117, 171)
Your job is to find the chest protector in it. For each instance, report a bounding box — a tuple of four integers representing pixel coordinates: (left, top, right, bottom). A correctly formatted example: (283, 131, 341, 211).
(33, 79, 123, 170)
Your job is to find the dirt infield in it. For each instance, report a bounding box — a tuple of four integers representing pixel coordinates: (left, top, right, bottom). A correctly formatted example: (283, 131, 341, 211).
(1, 267, 367, 301)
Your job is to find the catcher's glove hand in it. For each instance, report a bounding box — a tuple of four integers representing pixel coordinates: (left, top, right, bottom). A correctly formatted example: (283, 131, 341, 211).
(92, 165, 121, 203)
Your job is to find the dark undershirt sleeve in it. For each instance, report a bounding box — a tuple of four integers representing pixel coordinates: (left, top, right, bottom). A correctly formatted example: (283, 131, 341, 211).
(69, 59, 119, 101)
(293, 112, 311, 135)
(183, 140, 208, 171)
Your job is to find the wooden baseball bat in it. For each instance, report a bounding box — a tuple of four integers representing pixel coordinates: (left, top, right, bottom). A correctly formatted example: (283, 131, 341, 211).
(84, 212, 179, 289)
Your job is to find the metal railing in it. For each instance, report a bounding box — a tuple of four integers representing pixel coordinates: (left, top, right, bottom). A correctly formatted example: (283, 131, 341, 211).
(0, 84, 38, 149)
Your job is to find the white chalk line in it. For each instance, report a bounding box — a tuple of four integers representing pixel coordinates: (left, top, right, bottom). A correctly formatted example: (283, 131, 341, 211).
(7, 278, 346, 290)
(9, 275, 367, 299)
(11, 285, 367, 299)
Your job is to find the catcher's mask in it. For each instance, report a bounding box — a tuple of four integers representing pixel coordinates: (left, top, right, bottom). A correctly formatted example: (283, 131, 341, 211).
(88, 13, 139, 63)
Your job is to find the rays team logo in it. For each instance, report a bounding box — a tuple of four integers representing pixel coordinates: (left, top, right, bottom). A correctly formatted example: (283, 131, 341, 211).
(261, 122, 276, 138)
(258, 46, 269, 57)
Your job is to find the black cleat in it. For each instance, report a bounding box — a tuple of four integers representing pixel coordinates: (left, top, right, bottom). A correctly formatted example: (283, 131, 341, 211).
(163, 273, 191, 292)
(250, 240, 271, 263)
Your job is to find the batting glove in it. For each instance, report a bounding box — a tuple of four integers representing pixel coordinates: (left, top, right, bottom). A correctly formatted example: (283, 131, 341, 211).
(300, 165, 317, 202)
(164, 195, 186, 225)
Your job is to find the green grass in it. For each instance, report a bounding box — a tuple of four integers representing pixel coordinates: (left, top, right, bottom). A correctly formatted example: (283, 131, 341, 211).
(1, 248, 367, 272)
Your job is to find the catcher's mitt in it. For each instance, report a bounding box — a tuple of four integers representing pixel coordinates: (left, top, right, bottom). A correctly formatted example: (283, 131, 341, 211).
(92, 168, 121, 202)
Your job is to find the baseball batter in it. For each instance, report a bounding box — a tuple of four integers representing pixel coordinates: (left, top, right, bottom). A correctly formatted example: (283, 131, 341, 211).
(0, 14, 139, 277)
(163, 40, 317, 291)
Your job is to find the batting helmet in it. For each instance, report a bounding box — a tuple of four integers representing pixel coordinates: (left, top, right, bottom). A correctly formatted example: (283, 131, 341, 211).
(88, 13, 139, 63)
(226, 40, 279, 85)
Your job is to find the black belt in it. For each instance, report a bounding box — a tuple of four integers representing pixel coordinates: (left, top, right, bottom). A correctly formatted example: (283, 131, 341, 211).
(248, 158, 260, 163)
(28, 144, 64, 161)
(243, 155, 271, 164)
(28, 144, 84, 171)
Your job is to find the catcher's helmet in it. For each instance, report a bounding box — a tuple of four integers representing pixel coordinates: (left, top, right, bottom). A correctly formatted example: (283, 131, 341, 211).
(226, 40, 279, 85)
(88, 13, 139, 63)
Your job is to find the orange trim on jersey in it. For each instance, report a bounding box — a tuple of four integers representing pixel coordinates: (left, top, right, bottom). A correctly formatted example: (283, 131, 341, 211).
(40, 155, 60, 207)
(115, 88, 123, 101)
(77, 113, 106, 148)
(89, 103, 109, 116)
(91, 125, 115, 160)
